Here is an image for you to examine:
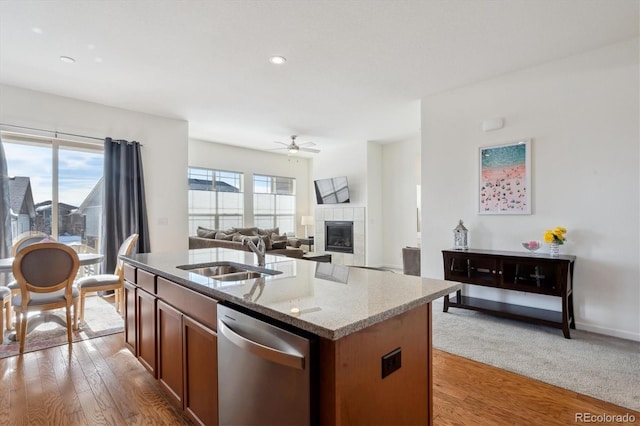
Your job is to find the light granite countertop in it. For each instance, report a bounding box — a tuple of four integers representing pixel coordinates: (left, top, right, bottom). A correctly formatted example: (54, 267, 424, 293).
(122, 248, 461, 340)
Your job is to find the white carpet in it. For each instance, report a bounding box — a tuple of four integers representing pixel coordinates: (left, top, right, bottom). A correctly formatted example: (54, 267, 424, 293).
(432, 299, 640, 411)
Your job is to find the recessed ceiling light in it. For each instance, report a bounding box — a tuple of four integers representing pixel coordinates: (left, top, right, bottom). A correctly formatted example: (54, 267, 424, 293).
(269, 56, 286, 65)
(60, 56, 76, 64)
(87, 44, 95, 50)
(94, 57, 103, 63)
(31, 27, 43, 34)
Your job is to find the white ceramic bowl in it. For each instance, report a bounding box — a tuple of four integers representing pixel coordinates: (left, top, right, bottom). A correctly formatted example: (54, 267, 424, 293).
(522, 240, 542, 252)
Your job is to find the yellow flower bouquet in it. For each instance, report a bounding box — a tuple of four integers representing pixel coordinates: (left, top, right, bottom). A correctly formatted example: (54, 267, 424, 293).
(544, 227, 567, 245)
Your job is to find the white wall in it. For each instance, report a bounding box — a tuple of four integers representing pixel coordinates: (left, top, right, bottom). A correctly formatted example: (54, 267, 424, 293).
(421, 38, 639, 341)
(312, 140, 368, 205)
(0, 84, 189, 253)
(381, 136, 421, 269)
(366, 141, 383, 266)
(312, 137, 422, 268)
(311, 139, 391, 266)
(188, 138, 312, 236)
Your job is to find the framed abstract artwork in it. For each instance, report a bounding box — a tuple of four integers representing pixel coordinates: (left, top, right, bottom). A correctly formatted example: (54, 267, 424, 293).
(478, 139, 531, 215)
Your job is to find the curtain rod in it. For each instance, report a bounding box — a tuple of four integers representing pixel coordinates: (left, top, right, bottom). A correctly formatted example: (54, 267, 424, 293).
(0, 123, 104, 142)
(0, 123, 143, 146)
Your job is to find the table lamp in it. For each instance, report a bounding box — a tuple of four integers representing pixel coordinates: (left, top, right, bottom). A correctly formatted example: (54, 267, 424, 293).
(301, 216, 314, 238)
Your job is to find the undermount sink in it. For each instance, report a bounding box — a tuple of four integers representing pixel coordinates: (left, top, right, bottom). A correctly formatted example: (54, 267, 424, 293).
(177, 261, 282, 281)
(212, 271, 263, 281)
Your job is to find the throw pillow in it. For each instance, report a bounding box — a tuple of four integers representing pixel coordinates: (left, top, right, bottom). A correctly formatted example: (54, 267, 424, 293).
(270, 233, 288, 249)
(232, 234, 259, 244)
(287, 238, 302, 248)
(232, 227, 259, 236)
(259, 227, 279, 237)
(271, 240, 287, 249)
(215, 232, 234, 241)
(197, 226, 217, 239)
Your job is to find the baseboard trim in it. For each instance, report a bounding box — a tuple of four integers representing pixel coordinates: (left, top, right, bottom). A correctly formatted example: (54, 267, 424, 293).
(575, 321, 640, 342)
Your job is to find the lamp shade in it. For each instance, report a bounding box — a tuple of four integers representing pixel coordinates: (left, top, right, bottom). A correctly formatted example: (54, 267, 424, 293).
(301, 216, 314, 226)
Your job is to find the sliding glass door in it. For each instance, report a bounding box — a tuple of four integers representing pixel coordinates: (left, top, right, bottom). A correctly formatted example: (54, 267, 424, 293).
(2, 133, 104, 253)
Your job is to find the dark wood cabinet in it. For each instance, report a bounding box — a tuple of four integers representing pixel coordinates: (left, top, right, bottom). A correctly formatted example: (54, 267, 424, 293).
(124, 280, 137, 354)
(183, 315, 218, 426)
(156, 302, 218, 426)
(124, 262, 218, 425)
(442, 249, 576, 338)
(137, 287, 157, 376)
(157, 300, 184, 407)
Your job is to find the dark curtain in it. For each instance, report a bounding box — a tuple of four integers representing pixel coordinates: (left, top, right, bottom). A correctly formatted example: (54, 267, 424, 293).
(102, 137, 150, 273)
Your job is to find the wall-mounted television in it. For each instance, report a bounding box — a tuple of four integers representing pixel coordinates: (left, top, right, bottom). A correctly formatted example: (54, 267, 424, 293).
(314, 176, 350, 204)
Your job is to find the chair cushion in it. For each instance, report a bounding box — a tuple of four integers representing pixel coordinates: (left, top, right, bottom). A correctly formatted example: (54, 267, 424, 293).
(76, 274, 121, 289)
(12, 287, 79, 307)
(7, 280, 18, 290)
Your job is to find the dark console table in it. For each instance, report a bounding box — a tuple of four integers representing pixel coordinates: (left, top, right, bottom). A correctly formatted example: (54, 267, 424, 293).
(442, 249, 576, 338)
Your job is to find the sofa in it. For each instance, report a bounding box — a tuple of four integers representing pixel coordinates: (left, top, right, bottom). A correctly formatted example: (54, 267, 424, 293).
(189, 226, 305, 259)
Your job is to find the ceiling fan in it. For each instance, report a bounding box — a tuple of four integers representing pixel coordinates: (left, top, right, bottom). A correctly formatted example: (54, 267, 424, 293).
(272, 135, 320, 154)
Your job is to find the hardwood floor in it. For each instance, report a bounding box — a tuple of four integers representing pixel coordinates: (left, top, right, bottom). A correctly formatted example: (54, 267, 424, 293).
(0, 333, 637, 425)
(0, 333, 189, 425)
(433, 349, 639, 426)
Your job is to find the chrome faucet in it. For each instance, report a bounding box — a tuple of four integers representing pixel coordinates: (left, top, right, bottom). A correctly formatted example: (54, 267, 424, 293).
(243, 237, 266, 266)
(243, 277, 265, 302)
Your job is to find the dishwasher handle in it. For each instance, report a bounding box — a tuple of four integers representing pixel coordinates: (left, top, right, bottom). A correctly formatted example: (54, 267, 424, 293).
(219, 318, 305, 370)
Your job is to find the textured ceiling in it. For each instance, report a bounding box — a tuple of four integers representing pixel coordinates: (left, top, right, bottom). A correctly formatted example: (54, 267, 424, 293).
(1, 1, 638, 154)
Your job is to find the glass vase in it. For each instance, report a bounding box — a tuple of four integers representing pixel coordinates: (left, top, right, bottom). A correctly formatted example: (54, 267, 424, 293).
(549, 242, 560, 257)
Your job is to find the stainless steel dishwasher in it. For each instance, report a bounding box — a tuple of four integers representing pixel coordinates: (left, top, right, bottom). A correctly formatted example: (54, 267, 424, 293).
(217, 304, 313, 426)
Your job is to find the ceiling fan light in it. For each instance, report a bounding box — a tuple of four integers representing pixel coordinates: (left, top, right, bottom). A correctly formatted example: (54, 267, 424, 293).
(288, 146, 299, 153)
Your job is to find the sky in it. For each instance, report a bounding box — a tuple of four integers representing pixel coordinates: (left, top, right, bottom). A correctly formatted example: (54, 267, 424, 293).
(3, 141, 103, 206)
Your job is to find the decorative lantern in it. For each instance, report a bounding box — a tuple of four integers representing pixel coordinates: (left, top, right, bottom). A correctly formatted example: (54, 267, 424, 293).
(453, 219, 469, 250)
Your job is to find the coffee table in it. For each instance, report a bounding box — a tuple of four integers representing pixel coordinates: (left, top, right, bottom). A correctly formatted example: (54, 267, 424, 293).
(296, 237, 314, 252)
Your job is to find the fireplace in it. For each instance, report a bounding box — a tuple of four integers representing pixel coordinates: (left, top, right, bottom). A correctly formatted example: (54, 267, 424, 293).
(325, 221, 354, 253)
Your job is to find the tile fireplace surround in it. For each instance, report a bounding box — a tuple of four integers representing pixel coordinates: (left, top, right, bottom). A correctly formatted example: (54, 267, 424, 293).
(314, 206, 365, 266)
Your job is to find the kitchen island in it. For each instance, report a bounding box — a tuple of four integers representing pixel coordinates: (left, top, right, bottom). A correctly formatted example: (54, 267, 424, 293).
(122, 248, 460, 426)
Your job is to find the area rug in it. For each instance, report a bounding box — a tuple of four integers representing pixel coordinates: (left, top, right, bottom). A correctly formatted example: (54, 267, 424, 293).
(432, 299, 640, 411)
(0, 295, 124, 358)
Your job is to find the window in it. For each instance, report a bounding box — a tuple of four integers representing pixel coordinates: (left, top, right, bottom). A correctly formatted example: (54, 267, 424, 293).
(1, 132, 104, 253)
(188, 167, 243, 234)
(253, 174, 296, 234)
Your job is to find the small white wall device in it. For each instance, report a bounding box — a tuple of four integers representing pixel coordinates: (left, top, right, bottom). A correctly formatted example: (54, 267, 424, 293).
(481, 118, 504, 132)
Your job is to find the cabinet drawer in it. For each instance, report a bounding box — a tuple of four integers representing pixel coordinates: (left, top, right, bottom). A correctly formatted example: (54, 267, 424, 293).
(157, 277, 217, 331)
(138, 269, 157, 294)
(124, 263, 136, 283)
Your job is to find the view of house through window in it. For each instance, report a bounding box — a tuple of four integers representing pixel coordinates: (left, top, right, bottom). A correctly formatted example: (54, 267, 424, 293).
(2, 133, 104, 253)
(253, 174, 296, 235)
(188, 167, 244, 234)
